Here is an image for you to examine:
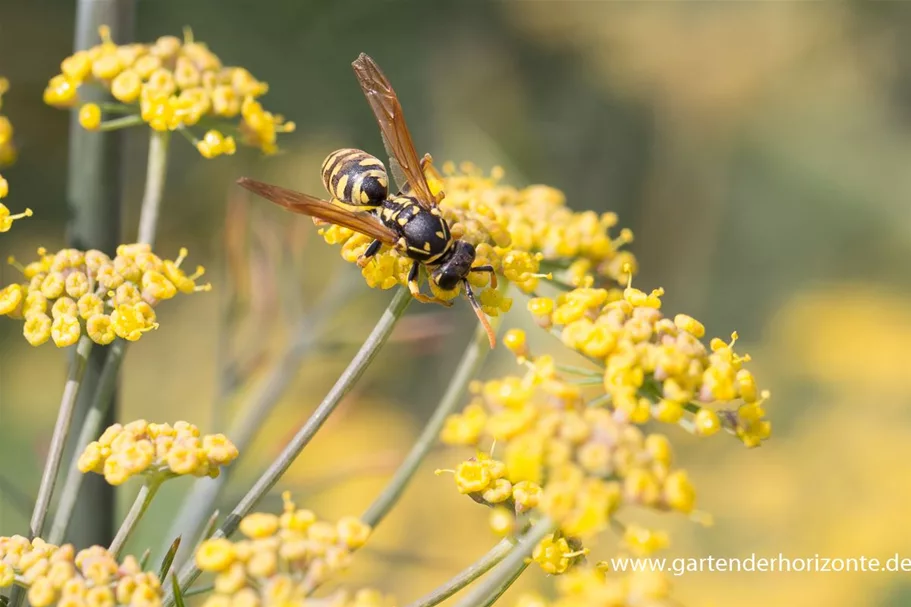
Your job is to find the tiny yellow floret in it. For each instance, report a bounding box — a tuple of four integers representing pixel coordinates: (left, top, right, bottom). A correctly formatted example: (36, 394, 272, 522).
(78, 103, 102, 131)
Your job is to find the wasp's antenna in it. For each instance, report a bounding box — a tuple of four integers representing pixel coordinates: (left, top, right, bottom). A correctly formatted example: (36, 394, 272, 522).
(463, 279, 496, 349)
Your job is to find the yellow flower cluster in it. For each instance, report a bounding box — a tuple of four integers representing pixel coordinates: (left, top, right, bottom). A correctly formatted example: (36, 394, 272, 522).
(78, 420, 238, 486)
(0, 77, 15, 166)
(44, 26, 294, 156)
(317, 162, 635, 314)
(0, 80, 31, 233)
(439, 337, 723, 573)
(196, 492, 372, 604)
(0, 243, 210, 347)
(0, 173, 32, 233)
(515, 567, 675, 607)
(527, 276, 771, 446)
(0, 536, 162, 607)
(439, 275, 769, 580)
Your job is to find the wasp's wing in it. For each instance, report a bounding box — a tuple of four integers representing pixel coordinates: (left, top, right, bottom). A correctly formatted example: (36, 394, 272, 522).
(352, 53, 436, 209)
(380, 135, 409, 197)
(237, 178, 399, 246)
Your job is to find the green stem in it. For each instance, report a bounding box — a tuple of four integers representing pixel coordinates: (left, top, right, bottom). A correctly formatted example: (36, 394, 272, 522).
(556, 364, 602, 377)
(99, 102, 137, 114)
(165, 287, 413, 606)
(27, 335, 93, 539)
(109, 477, 163, 557)
(161, 275, 357, 563)
(568, 378, 604, 386)
(183, 585, 214, 598)
(361, 313, 502, 528)
(98, 114, 144, 131)
(10, 337, 94, 606)
(137, 129, 170, 246)
(586, 394, 611, 408)
(478, 560, 529, 607)
(48, 339, 127, 545)
(404, 538, 515, 607)
(61, 0, 134, 556)
(452, 517, 555, 607)
(175, 125, 198, 146)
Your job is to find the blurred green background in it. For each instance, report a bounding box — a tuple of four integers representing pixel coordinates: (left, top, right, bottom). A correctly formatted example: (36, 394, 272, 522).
(3, 1, 911, 605)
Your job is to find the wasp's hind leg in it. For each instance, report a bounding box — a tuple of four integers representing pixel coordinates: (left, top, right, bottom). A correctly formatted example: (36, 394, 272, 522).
(407, 260, 453, 307)
(356, 239, 383, 268)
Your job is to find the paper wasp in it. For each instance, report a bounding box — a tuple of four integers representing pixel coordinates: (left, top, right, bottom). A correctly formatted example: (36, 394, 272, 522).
(237, 53, 498, 347)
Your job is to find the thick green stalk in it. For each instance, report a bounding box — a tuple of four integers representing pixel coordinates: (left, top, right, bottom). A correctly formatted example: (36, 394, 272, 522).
(137, 130, 170, 246)
(361, 314, 502, 528)
(452, 517, 556, 607)
(164, 287, 412, 606)
(63, 0, 134, 551)
(48, 340, 128, 545)
(109, 477, 163, 557)
(404, 538, 515, 607)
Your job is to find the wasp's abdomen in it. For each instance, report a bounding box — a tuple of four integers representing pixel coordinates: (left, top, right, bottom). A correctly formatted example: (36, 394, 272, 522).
(321, 148, 389, 207)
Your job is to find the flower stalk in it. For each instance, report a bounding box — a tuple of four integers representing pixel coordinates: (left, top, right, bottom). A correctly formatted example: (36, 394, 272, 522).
(109, 476, 163, 557)
(404, 538, 515, 607)
(362, 307, 504, 528)
(28, 335, 94, 540)
(48, 339, 128, 545)
(165, 287, 413, 605)
(452, 517, 556, 607)
(137, 129, 170, 246)
(98, 114, 144, 131)
(10, 336, 94, 606)
(478, 560, 530, 607)
(162, 274, 359, 563)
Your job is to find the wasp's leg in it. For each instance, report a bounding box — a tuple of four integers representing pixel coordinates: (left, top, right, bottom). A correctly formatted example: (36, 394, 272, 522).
(420, 153, 446, 205)
(407, 260, 453, 307)
(470, 264, 497, 289)
(356, 239, 383, 268)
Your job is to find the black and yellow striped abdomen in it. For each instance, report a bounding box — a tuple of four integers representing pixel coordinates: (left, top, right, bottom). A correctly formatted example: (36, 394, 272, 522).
(321, 148, 389, 208)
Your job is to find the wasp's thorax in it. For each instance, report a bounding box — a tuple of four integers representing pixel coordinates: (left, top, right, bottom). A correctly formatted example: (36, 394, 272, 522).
(379, 196, 453, 264)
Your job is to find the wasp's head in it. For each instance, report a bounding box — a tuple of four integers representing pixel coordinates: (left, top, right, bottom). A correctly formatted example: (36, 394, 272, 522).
(431, 240, 476, 291)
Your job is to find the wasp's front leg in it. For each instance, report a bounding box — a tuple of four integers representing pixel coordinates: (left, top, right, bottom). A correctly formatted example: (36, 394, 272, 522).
(407, 260, 453, 307)
(470, 264, 497, 289)
(356, 239, 383, 268)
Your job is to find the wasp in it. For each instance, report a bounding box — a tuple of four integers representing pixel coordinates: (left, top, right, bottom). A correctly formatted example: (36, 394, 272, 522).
(237, 53, 499, 347)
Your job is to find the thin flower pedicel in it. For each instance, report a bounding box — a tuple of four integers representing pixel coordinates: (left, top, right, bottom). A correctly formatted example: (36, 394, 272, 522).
(0, 174, 32, 233)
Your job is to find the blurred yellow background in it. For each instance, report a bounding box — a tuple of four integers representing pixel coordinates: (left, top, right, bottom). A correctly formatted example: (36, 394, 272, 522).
(3, 1, 911, 605)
